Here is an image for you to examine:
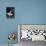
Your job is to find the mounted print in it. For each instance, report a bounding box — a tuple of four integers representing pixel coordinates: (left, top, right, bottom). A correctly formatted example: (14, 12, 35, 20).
(6, 7, 15, 18)
(18, 24, 46, 41)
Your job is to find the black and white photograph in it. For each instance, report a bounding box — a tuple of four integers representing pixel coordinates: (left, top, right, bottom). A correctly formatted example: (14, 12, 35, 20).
(18, 25, 46, 46)
(6, 7, 15, 18)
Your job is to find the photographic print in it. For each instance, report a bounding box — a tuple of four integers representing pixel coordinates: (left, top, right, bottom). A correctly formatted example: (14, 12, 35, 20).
(18, 24, 46, 46)
(6, 7, 15, 18)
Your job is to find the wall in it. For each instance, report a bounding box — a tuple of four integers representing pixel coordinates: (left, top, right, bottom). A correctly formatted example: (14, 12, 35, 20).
(0, 0, 46, 44)
(16, 0, 46, 24)
(0, 0, 17, 44)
